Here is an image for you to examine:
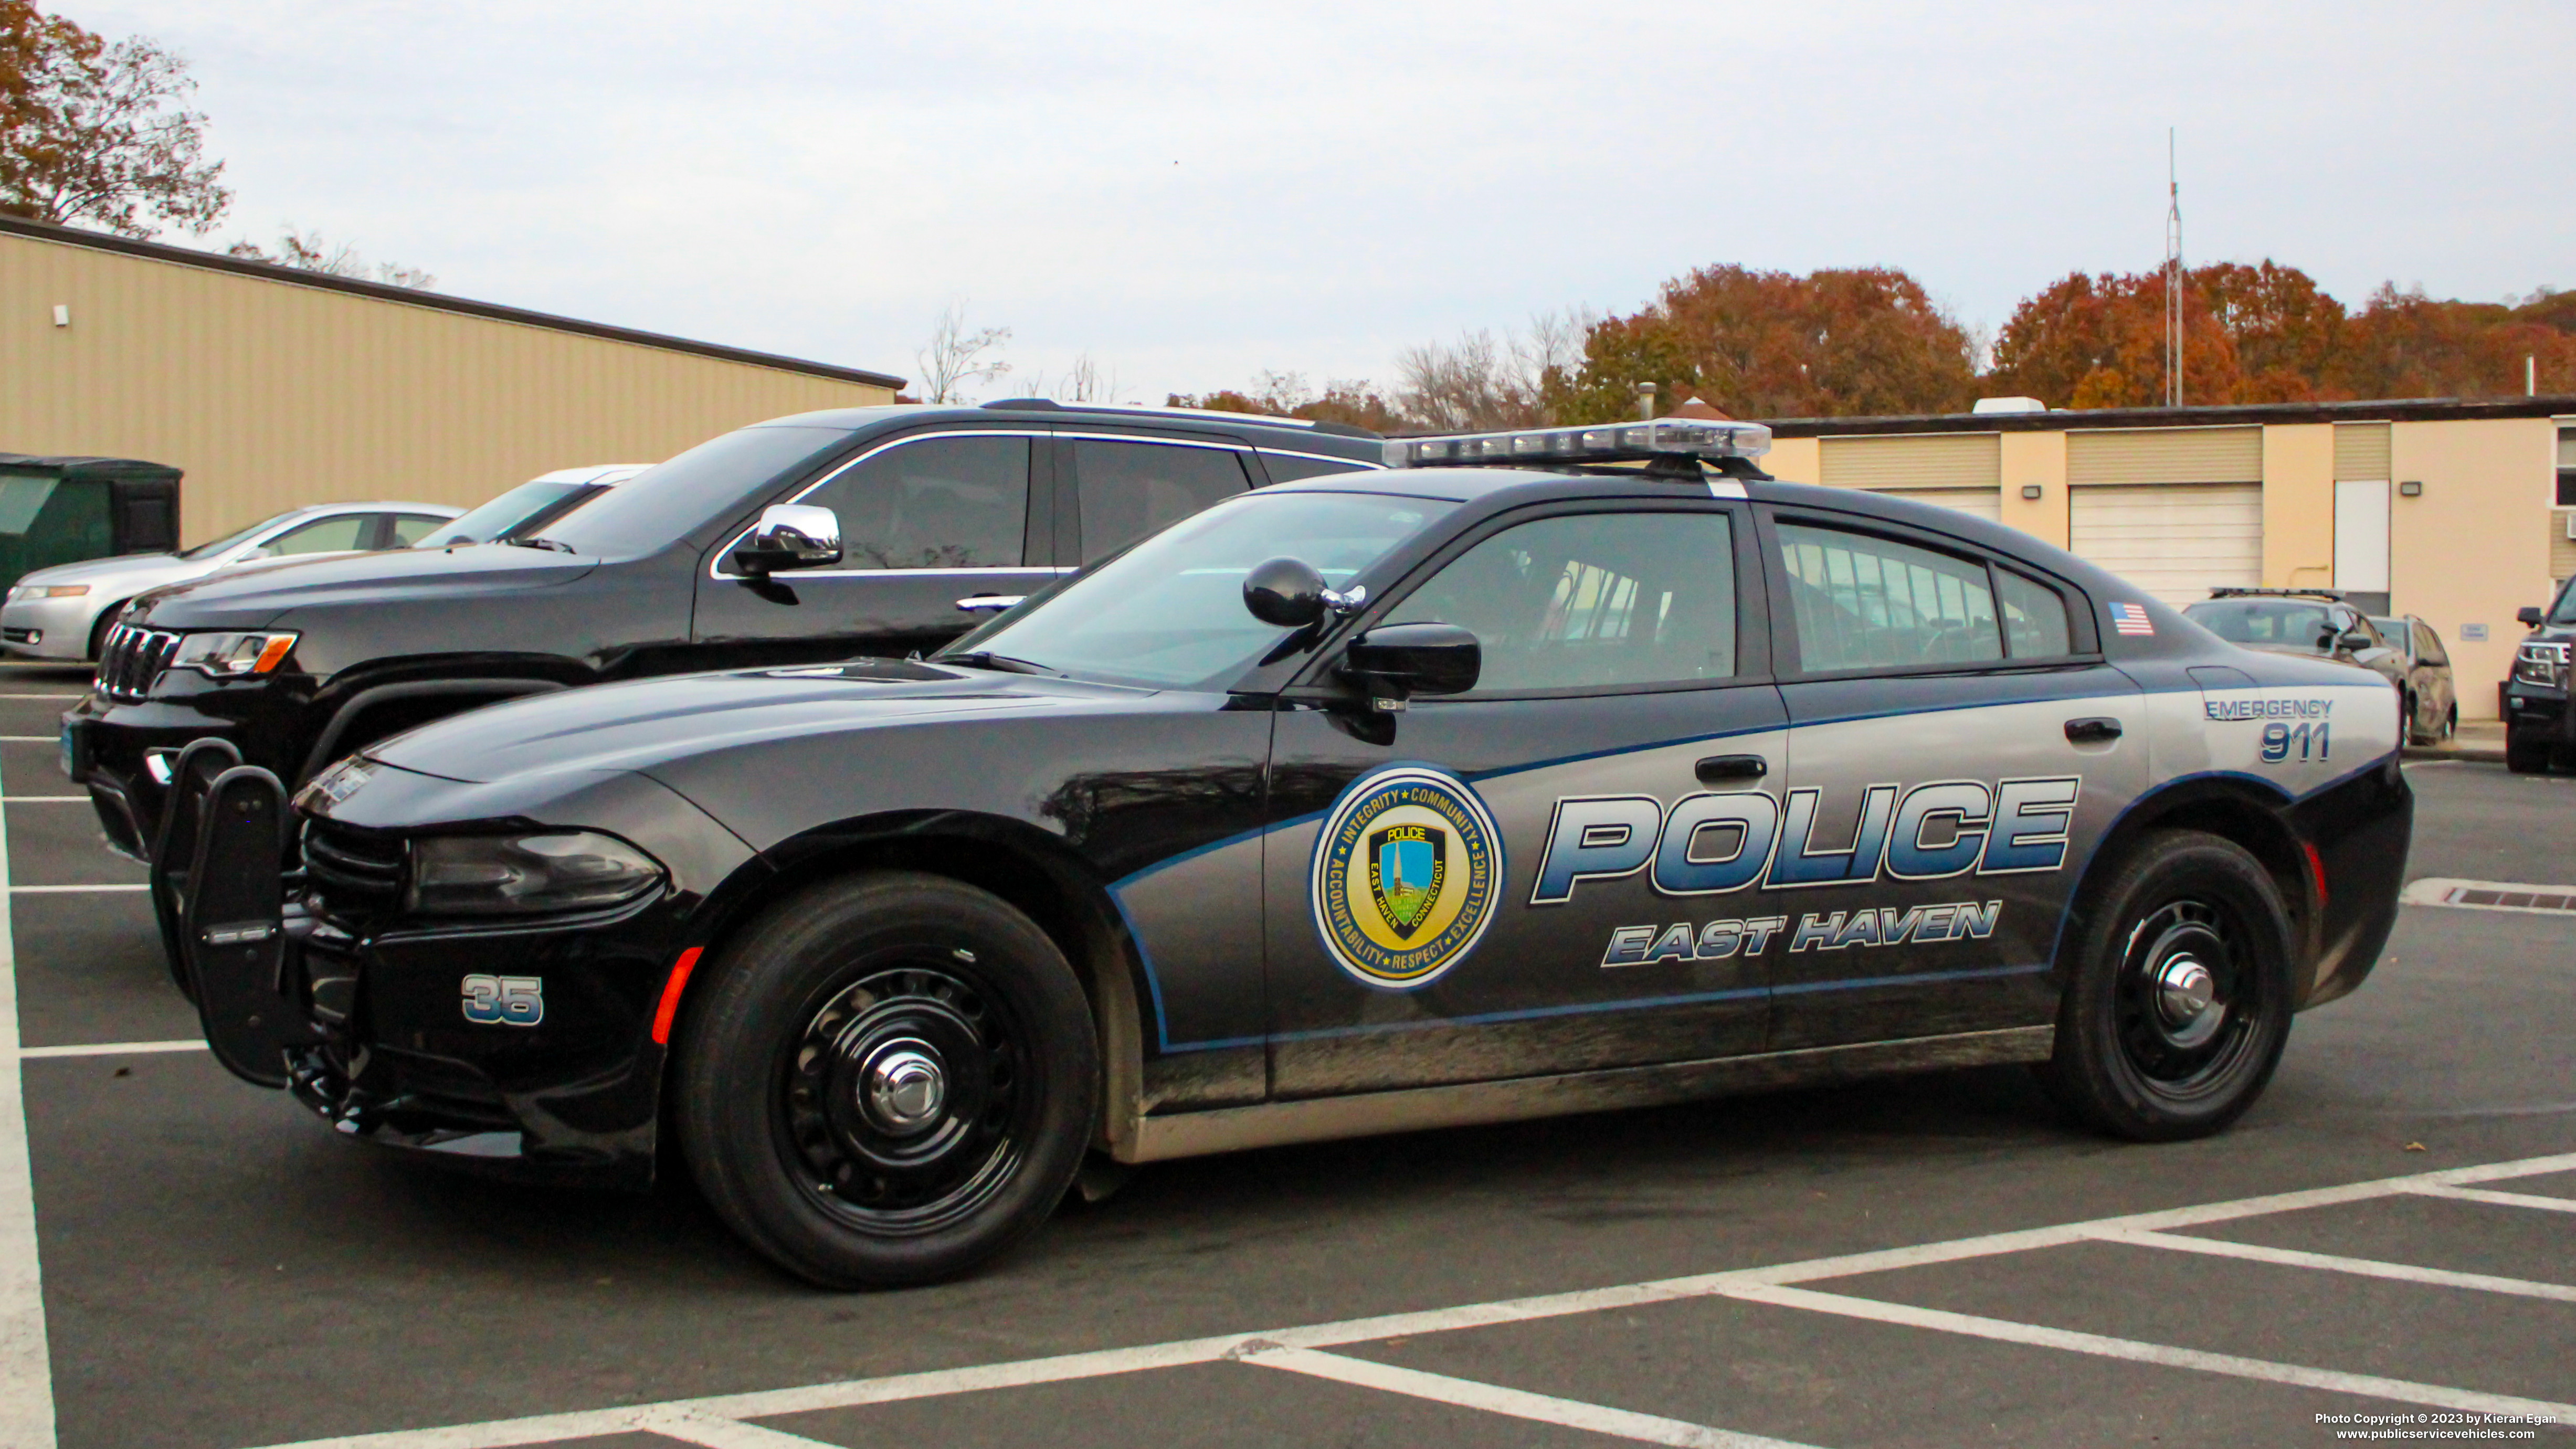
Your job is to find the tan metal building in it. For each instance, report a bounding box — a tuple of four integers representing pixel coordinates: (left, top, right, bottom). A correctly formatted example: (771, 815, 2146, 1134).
(3, 215, 902, 543)
(1761, 398, 2576, 720)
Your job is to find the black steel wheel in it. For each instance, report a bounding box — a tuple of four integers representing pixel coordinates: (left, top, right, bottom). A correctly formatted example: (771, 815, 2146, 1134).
(2036, 829, 2294, 1140)
(676, 872, 1098, 1287)
(2506, 728, 2550, 774)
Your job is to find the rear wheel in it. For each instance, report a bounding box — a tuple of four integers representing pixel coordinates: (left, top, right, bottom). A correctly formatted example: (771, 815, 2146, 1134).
(675, 871, 1098, 1287)
(2036, 830, 2294, 1141)
(2401, 692, 2422, 746)
(2506, 728, 2551, 774)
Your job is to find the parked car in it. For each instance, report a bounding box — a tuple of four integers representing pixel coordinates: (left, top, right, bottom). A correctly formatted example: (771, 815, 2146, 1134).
(3, 500, 462, 663)
(2367, 614, 2458, 745)
(163, 416, 2410, 1287)
(62, 402, 1381, 856)
(2180, 589, 2408, 695)
(2505, 580, 2576, 773)
(409, 464, 651, 549)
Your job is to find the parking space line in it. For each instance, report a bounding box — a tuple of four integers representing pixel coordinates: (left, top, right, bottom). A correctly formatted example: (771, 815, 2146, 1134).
(2402, 1183, 2576, 1214)
(1722, 1284, 2576, 1422)
(1243, 1345, 1816, 1448)
(7, 885, 145, 894)
(0, 770, 57, 1448)
(15, 1041, 203, 1061)
(241, 1147, 2576, 1449)
(0, 739, 54, 744)
(628, 1408, 846, 1448)
(0, 799, 82, 804)
(2098, 1228, 2576, 1302)
(0, 697, 77, 703)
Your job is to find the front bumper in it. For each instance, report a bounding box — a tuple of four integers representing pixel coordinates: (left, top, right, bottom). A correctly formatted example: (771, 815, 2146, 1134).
(2503, 682, 2572, 746)
(65, 673, 308, 854)
(0, 596, 108, 661)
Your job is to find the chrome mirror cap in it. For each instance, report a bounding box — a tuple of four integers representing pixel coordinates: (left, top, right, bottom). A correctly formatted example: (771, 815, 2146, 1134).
(734, 504, 843, 573)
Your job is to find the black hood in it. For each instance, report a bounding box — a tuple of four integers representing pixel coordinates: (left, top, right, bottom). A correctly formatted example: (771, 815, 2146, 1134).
(130, 545, 597, 631)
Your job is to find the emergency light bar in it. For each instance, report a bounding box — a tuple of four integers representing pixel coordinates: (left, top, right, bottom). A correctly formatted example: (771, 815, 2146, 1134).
(1383, 418, 1772, 470)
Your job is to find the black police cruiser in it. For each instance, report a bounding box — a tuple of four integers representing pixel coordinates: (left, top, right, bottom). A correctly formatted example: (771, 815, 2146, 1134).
(162, 417, 2411, 1287)
(2507, 582, 2576, 771)
(63, 402, 1380, 856)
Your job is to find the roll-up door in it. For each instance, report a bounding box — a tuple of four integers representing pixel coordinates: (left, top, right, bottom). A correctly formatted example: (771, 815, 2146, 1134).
(2067, 427, 2262, 484)
(1821, 433, 2001, 522)
(2069, 483, 2263, 607)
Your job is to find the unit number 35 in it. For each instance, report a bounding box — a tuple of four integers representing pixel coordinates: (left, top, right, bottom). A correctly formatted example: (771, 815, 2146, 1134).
(461, 974, 544, 1027)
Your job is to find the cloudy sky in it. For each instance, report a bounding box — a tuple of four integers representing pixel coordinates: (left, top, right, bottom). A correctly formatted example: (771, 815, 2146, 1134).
(76, 0, 2576, 401)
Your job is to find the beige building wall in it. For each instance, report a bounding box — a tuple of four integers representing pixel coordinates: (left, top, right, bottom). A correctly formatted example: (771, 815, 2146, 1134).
(4, 228, 897, 544)
(2391, 417, 2555, 721)
(2260, 424, 2336, 590)
(1998, 429, 2067, 548)
(1762, 435, 1820, 485)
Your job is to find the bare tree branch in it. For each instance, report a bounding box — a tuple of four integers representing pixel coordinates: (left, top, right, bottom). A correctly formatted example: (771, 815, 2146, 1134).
(915, 301, 1012, 404)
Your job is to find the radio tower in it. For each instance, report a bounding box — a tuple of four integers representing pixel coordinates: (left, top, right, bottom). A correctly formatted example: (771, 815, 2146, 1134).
(2165, 129, 2183, 408)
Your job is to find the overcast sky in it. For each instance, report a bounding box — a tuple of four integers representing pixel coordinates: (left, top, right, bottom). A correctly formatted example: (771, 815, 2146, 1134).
(76, 0, 2576, 403)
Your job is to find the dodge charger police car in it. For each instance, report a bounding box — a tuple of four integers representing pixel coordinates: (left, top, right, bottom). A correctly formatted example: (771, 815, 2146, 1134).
(163, 418, 2411, 1288)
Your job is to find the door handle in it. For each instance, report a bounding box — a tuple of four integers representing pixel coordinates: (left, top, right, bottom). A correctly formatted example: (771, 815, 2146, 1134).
(1695, 754, 1768, 784)
(955, 595, 1026, 613)
(2064, 717, 2123, 744)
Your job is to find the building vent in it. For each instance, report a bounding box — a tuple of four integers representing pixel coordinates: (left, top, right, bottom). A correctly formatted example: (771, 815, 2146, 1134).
(2066, 427, 2262, 486)
(2334, 422, 2392, 482)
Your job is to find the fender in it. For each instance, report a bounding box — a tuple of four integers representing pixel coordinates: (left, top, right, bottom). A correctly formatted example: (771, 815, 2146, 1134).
(299, 676, 569, 781)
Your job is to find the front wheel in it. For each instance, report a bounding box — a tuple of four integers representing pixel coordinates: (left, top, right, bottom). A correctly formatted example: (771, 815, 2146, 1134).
(674, 872, 1100, 1288)
(2505, 728, 2551, 774)
(2036, 830, 2295, 1141)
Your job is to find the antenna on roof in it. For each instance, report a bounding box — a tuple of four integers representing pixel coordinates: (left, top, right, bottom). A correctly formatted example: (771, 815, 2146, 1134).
(2166, 128, 2183, 409)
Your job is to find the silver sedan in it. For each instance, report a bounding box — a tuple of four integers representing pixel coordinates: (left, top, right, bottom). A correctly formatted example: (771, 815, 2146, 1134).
(2, 501, 459, 662)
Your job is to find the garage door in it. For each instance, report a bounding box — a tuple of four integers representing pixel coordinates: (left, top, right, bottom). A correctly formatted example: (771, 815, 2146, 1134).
(1868, 486, 2003, 524)
(2070, 483, 2263, 607)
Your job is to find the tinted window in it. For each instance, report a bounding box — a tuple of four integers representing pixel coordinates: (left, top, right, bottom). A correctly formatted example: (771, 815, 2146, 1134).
(263, 515, 372, 556)
(388, 513, 448, 546)
(546, 425, 851, 558)
(1260, 451, 1372, 484)
(949, 489, 1445, 689)
(415, 480, 585, 547)
(182, 513, 297, 559)
(1073, 441, 1250, 562)
(1385, 512, 1737, 692)
(1999, 570, 2073, 658)
(2414, 622, 2445, 664)
(1779, 523, 2001, 672)
(2182, 599, 2340, 653)
(803, 435, 1029, 569)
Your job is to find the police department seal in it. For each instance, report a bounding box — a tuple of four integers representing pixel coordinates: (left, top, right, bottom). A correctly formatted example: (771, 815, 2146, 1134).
(1311, 766, 1502, 989)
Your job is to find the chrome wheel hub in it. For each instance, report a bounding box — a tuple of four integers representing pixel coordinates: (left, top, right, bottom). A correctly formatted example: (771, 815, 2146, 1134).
(2155, 955, 2219, 1033)
(861, 1045, 948, 1134)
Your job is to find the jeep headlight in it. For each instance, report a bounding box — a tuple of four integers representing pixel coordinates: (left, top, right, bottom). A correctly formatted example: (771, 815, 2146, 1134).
(172, 630, 298, 677)
(407, 832, 666, 916)
(2514, 642, 2570, 690)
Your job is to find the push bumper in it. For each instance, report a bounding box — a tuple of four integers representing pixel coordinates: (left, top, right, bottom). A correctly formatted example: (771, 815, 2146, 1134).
(2502, 683, 2572, 746)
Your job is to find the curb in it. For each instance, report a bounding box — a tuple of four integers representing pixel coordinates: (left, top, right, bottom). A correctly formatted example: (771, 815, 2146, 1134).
(2402, 746, 2505, 763)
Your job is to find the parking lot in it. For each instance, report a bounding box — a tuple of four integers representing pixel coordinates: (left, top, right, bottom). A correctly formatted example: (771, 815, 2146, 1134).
(0, 663, 2566, 1448)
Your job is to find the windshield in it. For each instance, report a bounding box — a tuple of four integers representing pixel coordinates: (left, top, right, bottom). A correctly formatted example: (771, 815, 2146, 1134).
(179, 512, 300, 560)
(537, 425, 853, 557)
(414, 481, 587, 548)
(2551, 576, 2576, 626)
(941, 489, 1452, 689)
(2183, 599, 2343, 653)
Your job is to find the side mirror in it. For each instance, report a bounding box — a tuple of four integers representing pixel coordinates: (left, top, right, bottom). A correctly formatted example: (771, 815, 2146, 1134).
(733, 504, 842, 575)
(2519, 606, 2545, 629)
(1345, 622, 1481, 700)
(2337, 629, 2375, 652)
(1243, 556, 1365, 627)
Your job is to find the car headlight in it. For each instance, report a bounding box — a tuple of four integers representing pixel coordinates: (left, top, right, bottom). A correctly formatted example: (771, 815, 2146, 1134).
(171, 630, 298, 677)
(407, 831, 666, 916)
(8, 584, 87, 600)
(2514, 642, 2570, 690)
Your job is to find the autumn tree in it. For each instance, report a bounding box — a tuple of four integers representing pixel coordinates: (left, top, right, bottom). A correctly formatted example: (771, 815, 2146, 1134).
(1985, 268, 2248, 408)
(225, 226, 435, 289)
(0, 0, 228, 235)
(1548, 266, 1978, 422)
(2330, 285, 2576, 399)
(1170, 371, 1403, 433)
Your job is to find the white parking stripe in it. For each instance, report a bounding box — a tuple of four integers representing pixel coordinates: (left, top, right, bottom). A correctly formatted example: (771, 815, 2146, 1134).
(2100, 1229, 2576, 1302)
(0, 771, 57, 1447)
(0, 699, 77, 703)
(6, 885, 144, 894)
(626, 1408, 844, 1448)
(0, 740, 53, 745)
(0, 799, 82, 805)
(243, 1148, 2576, 1449)
(2403, 1183, 2576, 1214)
(15, 1041, 203, 1060)
(1723, 1284, 2576, 1423)
(1245, 1346, 1817, 1448)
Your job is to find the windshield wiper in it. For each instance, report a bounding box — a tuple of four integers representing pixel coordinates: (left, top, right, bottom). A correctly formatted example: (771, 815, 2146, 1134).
(938, 651, 1058, 676)
(506, 537, 576, 554)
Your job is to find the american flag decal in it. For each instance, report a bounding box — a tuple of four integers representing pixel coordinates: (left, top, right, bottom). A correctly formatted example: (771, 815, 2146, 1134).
(2109, 601, 2155, 636)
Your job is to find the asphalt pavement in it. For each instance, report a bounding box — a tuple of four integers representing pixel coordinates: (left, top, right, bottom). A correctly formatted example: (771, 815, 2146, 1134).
(0, 665, 2567, 1448)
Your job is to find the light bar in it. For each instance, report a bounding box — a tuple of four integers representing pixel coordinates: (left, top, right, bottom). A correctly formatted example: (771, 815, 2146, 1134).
(1383, 418, 1772, 470)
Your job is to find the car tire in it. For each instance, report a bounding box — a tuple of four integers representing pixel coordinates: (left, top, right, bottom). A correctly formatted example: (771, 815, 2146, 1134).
(85, 600, 130, 661)
(2034, 830, 2295, 1142)
(674, 871, 1100, 1288)
(2400, 691, 2421, 746)
(2506, 729, 2551, 775)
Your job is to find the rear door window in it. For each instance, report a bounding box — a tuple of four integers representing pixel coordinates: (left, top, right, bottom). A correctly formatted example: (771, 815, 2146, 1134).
(1777, 522, 2003, 672)
(2415, 622, 2448, 665)
(386, 514, 449, 547)
(1069, 440, 1251, 562)
(262, 514, 374, 557)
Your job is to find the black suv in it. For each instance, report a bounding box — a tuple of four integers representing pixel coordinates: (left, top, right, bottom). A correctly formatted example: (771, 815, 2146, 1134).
(63, 401, 1380, 854)
(2507, 579, 2576, 772)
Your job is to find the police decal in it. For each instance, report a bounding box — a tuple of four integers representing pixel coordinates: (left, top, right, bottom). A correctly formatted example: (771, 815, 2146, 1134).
(1312, 766, 1503, 989)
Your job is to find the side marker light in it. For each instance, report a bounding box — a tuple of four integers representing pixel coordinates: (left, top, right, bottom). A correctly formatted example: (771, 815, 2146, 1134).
(651, 946, 704, 1045)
